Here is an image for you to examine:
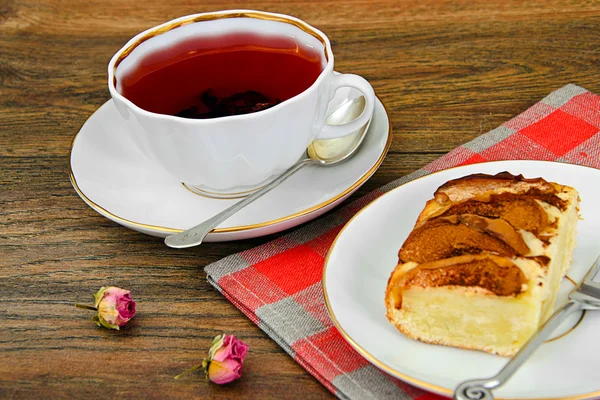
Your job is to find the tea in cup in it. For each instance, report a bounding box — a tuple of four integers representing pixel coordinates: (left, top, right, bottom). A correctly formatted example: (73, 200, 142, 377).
(108, 10, 375, 198)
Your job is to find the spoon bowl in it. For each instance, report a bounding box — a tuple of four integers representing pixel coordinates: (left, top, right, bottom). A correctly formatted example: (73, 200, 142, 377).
(165, 95, 370, 249)
(308, 96, 370, 164)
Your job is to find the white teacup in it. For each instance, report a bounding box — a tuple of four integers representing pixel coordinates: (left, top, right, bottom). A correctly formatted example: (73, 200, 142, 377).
(108, 10, 375, 198)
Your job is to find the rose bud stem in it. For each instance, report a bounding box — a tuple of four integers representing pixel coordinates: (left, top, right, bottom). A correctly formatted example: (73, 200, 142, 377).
(75, 304, 98, 311)
(174, 364, 204, 380)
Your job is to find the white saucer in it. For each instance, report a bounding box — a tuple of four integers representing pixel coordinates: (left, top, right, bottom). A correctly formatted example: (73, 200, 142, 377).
(324, 160, 600, 399)
(69, 90, 391, 242)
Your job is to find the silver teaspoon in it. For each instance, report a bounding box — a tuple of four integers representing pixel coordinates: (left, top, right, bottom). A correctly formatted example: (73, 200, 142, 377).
(164, 96, 370, 249)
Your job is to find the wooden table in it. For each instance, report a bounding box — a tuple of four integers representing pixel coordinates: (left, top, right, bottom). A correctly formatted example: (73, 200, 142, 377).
(2, 0, 599, 398)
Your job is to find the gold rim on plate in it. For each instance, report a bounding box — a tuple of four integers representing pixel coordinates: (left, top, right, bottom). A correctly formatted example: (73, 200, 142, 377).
(69, 97, 392, 235)
(322, 160, 600, 400)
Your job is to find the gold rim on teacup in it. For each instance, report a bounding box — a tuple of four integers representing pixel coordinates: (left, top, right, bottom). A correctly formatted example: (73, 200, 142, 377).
(108, 9, 332, 122)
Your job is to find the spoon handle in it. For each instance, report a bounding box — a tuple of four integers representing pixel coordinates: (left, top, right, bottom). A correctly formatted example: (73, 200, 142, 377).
(164, 158, 316, 249)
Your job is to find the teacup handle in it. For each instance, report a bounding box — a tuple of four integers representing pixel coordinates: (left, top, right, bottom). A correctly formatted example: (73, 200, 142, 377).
(316, 73, 376, 140)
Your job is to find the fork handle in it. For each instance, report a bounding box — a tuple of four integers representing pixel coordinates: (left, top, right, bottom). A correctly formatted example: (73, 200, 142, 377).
(454, 300, 582, 400)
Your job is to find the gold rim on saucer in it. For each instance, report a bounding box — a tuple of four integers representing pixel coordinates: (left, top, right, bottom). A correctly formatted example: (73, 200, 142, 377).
(322, 160, 600, 400)
(68, 97, 392, 235)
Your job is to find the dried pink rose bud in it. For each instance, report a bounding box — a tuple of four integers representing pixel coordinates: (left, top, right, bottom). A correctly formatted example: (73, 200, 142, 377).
(76, 287, 136, 330)
(203, 334, 249, 384)
(175, 334, 249, 384)
(92, 287, 136, 329)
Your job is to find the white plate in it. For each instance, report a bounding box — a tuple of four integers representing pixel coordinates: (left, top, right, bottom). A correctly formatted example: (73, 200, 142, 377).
(323, 160, 600, 399)
(69, 89, 390, 241)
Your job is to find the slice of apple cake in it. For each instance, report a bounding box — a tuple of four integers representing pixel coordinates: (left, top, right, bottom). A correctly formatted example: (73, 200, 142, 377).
(385, 172, 579, 356)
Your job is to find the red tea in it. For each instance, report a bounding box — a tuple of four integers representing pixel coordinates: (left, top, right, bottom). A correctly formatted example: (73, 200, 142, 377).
(118, 32, 325, 118)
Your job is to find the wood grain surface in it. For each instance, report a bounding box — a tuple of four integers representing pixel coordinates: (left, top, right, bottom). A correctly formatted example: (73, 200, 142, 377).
(1, 0, 599, 398)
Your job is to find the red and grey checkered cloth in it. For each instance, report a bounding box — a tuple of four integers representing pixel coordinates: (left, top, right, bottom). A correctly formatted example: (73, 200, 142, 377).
(205, 84, 600, 399)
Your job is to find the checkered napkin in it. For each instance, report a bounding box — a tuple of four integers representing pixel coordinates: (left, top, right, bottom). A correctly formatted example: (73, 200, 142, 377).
(205, 84, 600, 399)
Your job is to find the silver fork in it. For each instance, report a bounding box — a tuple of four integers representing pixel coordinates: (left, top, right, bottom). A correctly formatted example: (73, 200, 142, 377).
(454, 255, 600, 400)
